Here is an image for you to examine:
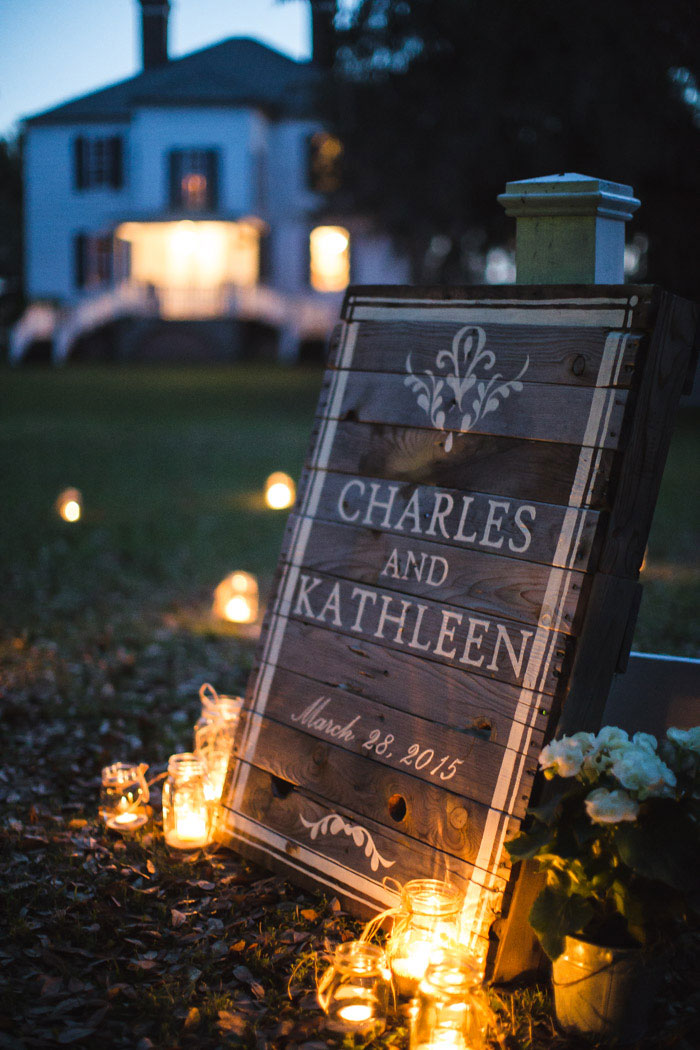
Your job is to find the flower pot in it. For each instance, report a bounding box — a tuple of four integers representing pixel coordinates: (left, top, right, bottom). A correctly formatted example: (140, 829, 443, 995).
(552, 936, 662, 1043)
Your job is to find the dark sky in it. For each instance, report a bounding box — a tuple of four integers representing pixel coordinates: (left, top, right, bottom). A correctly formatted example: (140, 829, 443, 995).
(0, 0, 311, 137)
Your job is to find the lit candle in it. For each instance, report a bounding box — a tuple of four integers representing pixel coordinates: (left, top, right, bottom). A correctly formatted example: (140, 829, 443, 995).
(387, 880, 464, 998)
(55, 487, 83, 523)
(162, 754, 212, 850)
(317, 942, 389, 1036)
(174, 805, 208, 845)
(337, 1003, 374, 1023)
(100, 763, 149, 831)
(264, 472, 296, 510)
(212, 572, 259, 624)
(225, 595, 252, 622)
(112, 809, 140, 827)
(391, 940, 434, 996)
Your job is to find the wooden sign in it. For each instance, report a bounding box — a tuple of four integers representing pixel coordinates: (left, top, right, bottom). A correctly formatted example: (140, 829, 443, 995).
(220, 284, 697, 972)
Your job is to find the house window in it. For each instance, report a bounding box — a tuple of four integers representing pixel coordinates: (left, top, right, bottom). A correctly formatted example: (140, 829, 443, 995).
(308, 132, 343, 194)
(168, 149, 219, 211)
(310, 225, 350, 292)
(73, 136, 123, 190)
(74, 233, 113, 289)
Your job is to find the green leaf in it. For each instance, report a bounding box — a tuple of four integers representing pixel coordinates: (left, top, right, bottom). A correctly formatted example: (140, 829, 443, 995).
(505, 822, 553, 860)
(529, 885, 595, 961)
(527, 792, 565, 826)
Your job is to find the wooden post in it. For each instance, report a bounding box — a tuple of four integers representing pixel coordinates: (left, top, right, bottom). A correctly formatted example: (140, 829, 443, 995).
(489, 173, 695, 981)
(498, 173, 640, 284)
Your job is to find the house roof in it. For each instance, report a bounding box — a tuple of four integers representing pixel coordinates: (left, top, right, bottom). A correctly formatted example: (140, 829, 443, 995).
(25, 38, 319, 125)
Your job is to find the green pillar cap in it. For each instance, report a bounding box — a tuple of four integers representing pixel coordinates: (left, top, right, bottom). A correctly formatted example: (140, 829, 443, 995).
(498, 173, 640, 221)
(497, 173, 641, 284)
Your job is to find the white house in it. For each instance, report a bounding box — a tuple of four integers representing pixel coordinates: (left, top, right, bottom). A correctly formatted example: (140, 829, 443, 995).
(13, 0, 408, 363)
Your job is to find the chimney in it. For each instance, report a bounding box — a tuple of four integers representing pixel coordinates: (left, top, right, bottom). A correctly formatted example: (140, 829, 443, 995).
(310, 0, 335, 69)
(138, 0, 170, 70)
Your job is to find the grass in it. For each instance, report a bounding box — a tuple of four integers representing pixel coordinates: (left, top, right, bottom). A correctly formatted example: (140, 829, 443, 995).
(0, 364, 698, 1049)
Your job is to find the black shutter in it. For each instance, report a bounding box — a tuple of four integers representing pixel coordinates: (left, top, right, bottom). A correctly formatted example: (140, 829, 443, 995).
(109, 136, 123, 189)
(74, 233, 87, 288)
(206, 149, 219, 210)
(74, 136, 86, 190)
(258, 229, 271, 283)
(168, 150, 181, 209)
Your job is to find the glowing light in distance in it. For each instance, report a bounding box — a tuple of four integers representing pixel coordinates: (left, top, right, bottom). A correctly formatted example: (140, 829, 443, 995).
(265, 472, 296, 510)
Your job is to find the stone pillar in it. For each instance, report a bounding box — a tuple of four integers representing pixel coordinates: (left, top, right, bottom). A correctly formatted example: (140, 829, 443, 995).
(497, 173, 640, 283)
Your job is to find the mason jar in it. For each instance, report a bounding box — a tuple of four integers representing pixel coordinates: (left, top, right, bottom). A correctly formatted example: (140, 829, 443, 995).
(194, 691, 242, 801)
(410, 947, 487, 1050)
(162, 753, 212, 849)
(387, 879, 464, 997)
(100, 762, 149, 831)
(318, 941, 390, 1036)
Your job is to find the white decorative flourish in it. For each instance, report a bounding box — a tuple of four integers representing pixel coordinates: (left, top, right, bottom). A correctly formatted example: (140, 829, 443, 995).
(300, 813, 395, 871)
(404, 325, 529, 451)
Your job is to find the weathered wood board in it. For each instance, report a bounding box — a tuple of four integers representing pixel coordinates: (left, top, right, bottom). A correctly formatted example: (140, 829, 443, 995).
(220, 285, 698, 972)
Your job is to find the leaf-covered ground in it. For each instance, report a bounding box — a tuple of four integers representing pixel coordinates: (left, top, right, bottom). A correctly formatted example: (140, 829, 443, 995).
(0, 367, 698, 1048)
(2, 618, 699, 1050)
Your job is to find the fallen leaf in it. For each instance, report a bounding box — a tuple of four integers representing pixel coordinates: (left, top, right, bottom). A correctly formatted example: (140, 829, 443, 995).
(171, 909, 187, 928)
(131, 959, 158, 971)
(184, 1006, 200, 1030)
(230, 939, 246, 952)
(233, 964, 255, 985)
(300, 908, 318, 921)
(146, 859, 156, 874)
(218, 1009, 248, 1036)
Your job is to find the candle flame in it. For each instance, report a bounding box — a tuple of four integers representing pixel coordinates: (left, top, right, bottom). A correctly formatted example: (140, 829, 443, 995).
(264, 472, 296, 510)
(338, 1004, 373, 1023)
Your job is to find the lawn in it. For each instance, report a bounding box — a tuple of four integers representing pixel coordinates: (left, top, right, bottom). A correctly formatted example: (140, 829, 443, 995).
(0, 364, 698, 1049)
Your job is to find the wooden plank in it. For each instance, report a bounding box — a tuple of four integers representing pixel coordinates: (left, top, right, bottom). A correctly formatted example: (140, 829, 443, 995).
(297, 470, 602, 571)
(230, 715, 522, 866)
(263, 618, 554, 741)
(341, 283, 654, 330)
(317, 369, 629, 449)
(220, 764, 502, 943)
(331, 321, 642, 388)
(280, 513, 587, 634)
(247, 664, 541, 816)
(279, 568, 571, 695)
(310, 420, 614, 509)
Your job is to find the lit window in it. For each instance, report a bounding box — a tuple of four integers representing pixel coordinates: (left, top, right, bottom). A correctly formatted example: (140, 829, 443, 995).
(308, 132, 343, 193)
(310, 225, 350, 292)
(169, 149, 219, 211)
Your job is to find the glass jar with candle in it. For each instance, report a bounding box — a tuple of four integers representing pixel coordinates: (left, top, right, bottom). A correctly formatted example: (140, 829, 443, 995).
(100, 762, 149, 831)
(318, 941, 390, 1036)
(387, 879, 464, 998)
(194, 687, 242, 802)
(162, 753, 212, 850)
(410, 947, 487, 1050)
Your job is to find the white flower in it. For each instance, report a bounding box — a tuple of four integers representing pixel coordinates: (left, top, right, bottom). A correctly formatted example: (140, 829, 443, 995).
(539, 738, 585, 778)
(596, 726, 630, 749)
(570, 731, 596, 754)
(611, 747, 676, 799)
(631, 732, 657, 754)
(585, 787, 639, 824)
(667, 726, 700, 754)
